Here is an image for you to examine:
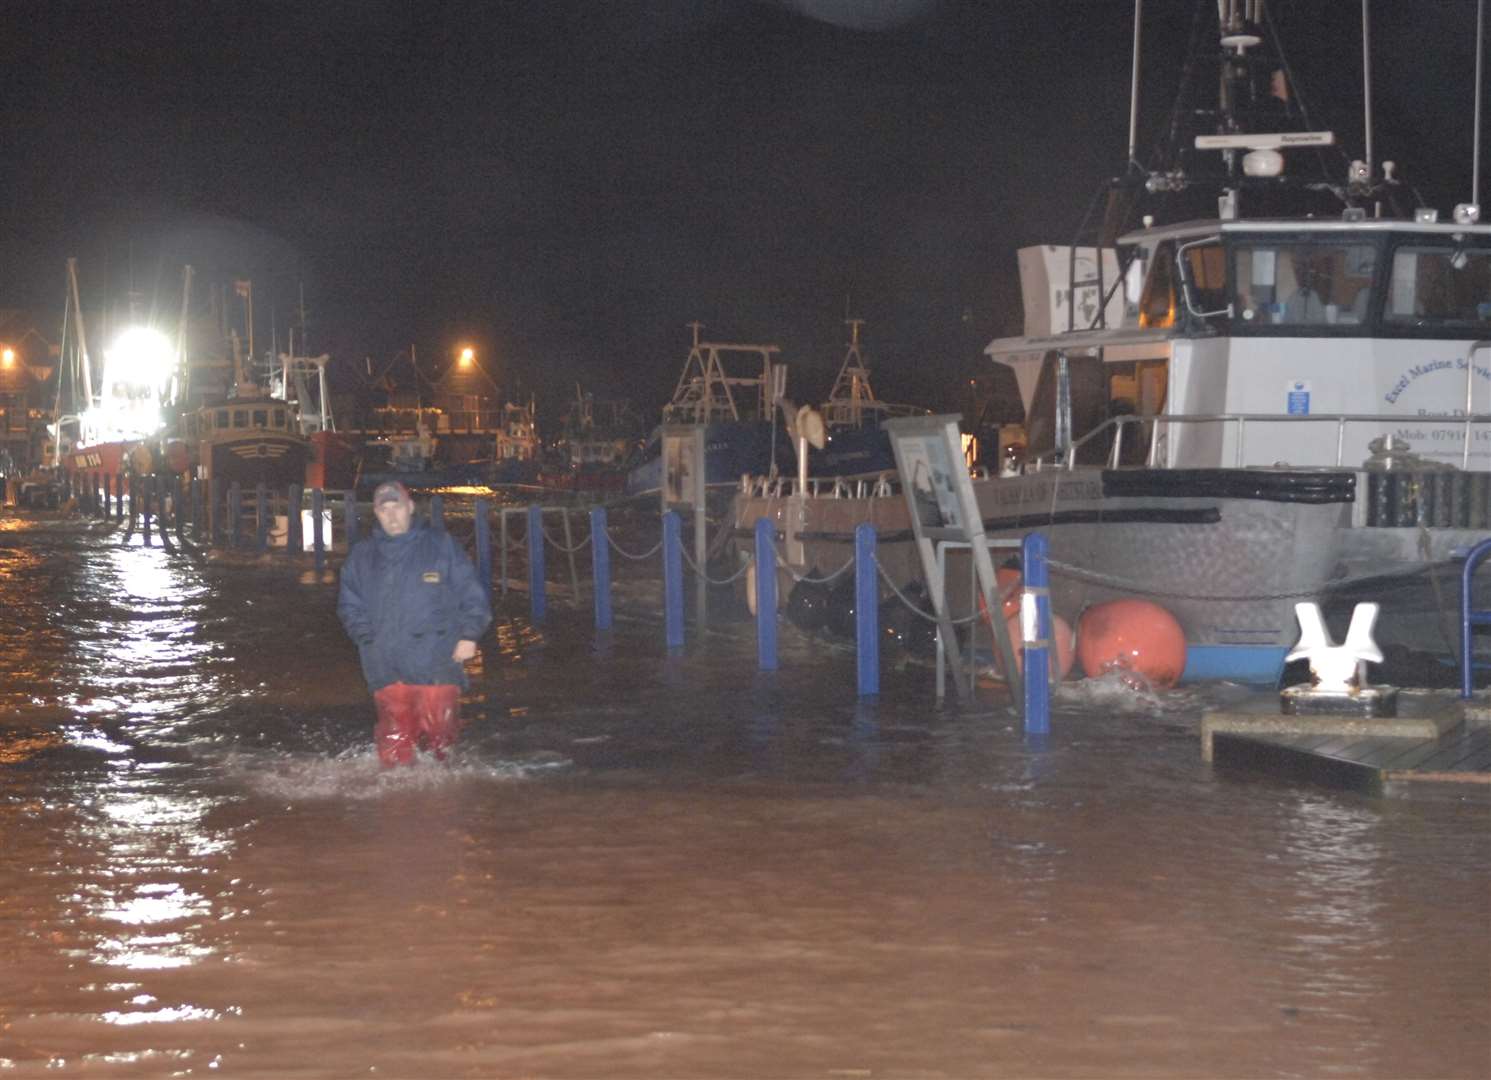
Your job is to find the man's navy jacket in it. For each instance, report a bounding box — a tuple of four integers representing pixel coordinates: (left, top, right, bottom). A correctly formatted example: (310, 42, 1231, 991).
(337, 522, 493, 691)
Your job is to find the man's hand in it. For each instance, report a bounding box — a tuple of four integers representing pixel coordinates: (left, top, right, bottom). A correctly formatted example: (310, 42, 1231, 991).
(452, 639, 478, 662)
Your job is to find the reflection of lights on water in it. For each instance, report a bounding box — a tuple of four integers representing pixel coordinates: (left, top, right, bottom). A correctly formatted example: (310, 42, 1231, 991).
(92, 933, 213, 969)
(100, 1004, 224, 1025)
(98, 883, 211, 926)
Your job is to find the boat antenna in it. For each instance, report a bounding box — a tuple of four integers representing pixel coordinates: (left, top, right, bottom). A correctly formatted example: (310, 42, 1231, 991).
(1126, 0, 1142, 167)
(1360, 0, 1374, 182)
(1475, 0, 1485, 210)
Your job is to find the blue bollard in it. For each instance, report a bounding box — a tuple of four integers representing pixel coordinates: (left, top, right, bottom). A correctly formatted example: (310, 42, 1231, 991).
(474, 497, 492, 600)
(430, 493, 444, 531)
(229, 481, 242, 547)
(255, 482, 269, 551)
(754, 518, 777, 671)
(855, 523, 879, 695)
(344, 491, 359, 548)
(1021, 532, 1052, 736)
(312, 487, 326, 571)
(590, 507, 612, 631)
(663, 511, 683, 649)
(288, 483, 303, 555)
(528, 504, 546, 623)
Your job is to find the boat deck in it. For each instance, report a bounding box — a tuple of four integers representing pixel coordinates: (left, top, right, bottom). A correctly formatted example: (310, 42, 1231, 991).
(1204, 692, 1491, 794)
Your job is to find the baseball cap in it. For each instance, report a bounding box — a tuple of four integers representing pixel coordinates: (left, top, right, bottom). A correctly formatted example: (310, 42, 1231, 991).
(372, 480, 412, 507)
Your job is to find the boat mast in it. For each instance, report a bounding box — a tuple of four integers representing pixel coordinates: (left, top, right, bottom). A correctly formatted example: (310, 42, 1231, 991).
(1360, 0, 1374, 182)
(1475, 0, 1485, 211)
(1127, 0, 1143, 167)
(66, 258, 93, 410)
(176, 264, 193, 408)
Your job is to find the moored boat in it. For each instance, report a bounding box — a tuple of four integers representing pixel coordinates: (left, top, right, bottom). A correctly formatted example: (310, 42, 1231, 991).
(732, 0, 1491, 684)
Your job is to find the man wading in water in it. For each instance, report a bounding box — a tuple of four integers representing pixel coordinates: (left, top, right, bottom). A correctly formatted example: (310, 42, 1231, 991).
(337, 481, 493, 766)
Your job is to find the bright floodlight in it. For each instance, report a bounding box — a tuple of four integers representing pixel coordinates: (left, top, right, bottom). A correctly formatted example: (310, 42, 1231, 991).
(459, 347, 475, 367)
(106, 327, 175, 386)
(1, 347, 14, 367)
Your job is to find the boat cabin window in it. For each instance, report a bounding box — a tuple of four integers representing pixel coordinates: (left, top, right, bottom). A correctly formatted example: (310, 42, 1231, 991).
(1232, 242, 1377, 326)
(272, 408, 286, 429)
(216, 409, 229, 429)
(1181, 241, 1228, 314)
(251, 409, 267, 428)
(1137, 245, 1177, 328)
(1384, 246, 1491, 328)
(234, 409, 249, 429)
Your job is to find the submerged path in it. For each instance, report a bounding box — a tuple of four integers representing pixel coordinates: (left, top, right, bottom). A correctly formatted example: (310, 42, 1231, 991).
(0, 513, 1487, 1078)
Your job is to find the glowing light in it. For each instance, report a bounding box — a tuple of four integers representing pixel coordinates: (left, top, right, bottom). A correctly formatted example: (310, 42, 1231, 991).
(82, 326, 176, 444)
(459, 346, 475, 367)
(1, 346, 14, 367)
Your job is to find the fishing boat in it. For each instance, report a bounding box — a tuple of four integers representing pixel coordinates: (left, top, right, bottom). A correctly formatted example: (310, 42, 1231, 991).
(56, 258, 179, 485)
(489, 398, 542, 485)
(733, 0, 1490, 684)
(539, 387, 644, 494)
(803, 318, 928, 478)
(625, 323, 793, 498)
(167, 279, 309, 490)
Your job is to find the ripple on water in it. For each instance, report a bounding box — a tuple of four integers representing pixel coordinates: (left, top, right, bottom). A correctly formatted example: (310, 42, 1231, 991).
(224, 745, 573, 801)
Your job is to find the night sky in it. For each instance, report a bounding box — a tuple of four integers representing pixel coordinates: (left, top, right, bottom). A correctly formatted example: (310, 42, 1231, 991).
(2, 0, 1484, 423)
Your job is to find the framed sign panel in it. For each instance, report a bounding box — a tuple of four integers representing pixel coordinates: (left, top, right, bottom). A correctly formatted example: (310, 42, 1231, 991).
(661, 425, 707, 512)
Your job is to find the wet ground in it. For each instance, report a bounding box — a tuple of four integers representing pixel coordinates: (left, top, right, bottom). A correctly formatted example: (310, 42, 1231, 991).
(0, 509, 1487, 1078)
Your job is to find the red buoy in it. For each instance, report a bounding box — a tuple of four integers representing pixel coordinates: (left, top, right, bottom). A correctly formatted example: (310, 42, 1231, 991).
(1076, 599, 1187, 688)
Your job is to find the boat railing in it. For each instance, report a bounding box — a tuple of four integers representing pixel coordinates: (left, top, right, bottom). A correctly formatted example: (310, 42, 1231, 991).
(1026, 410, 1491, 472)
(740, 472, 901, 500)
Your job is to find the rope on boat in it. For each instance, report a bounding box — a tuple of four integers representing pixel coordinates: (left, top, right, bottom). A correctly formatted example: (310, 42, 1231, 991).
(1044, 557, 1324, 603)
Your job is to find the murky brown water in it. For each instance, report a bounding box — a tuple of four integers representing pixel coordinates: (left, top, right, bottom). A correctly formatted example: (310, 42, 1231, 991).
(1, 511, 1487, 1078)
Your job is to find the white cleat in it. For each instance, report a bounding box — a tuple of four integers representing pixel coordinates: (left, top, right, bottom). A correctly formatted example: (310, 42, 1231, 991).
(1285, 602, 1383, 692)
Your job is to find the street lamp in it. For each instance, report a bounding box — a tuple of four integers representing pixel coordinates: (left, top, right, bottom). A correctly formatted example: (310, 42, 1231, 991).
(1, 347, 14, 368)
(458, 346, 475, 369)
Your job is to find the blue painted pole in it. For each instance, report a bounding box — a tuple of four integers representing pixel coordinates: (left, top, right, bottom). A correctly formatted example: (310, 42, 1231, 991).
(474, 497, 492, 600)
(343, 491, 358, 549)
(754, 517, 777, 670)
(312, 487, 326, 572)
(1021, 531, 1052, 736)
(255, 482, 269, 551)
(141, 475, 153, 546)
(229, 481, 242, 547)
(288, 483, 303, 555)
(663, 511, 683, 649)
(855, 523, 879, 695)
(590, 506, 612, 631)
(430, 493, 444, 531)
(528, 503, 546, 623)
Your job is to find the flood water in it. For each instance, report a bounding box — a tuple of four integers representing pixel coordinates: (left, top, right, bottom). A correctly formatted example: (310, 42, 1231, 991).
(1, 510, 1487, 1078)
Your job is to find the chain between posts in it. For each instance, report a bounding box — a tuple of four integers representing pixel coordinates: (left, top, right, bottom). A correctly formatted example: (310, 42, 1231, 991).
(607, 533, 663, 561)
(680, 545, 754, 585)
(541, 526, 592, 553)
(873, 555, 979, 625)
(770, 543, 855, 586)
